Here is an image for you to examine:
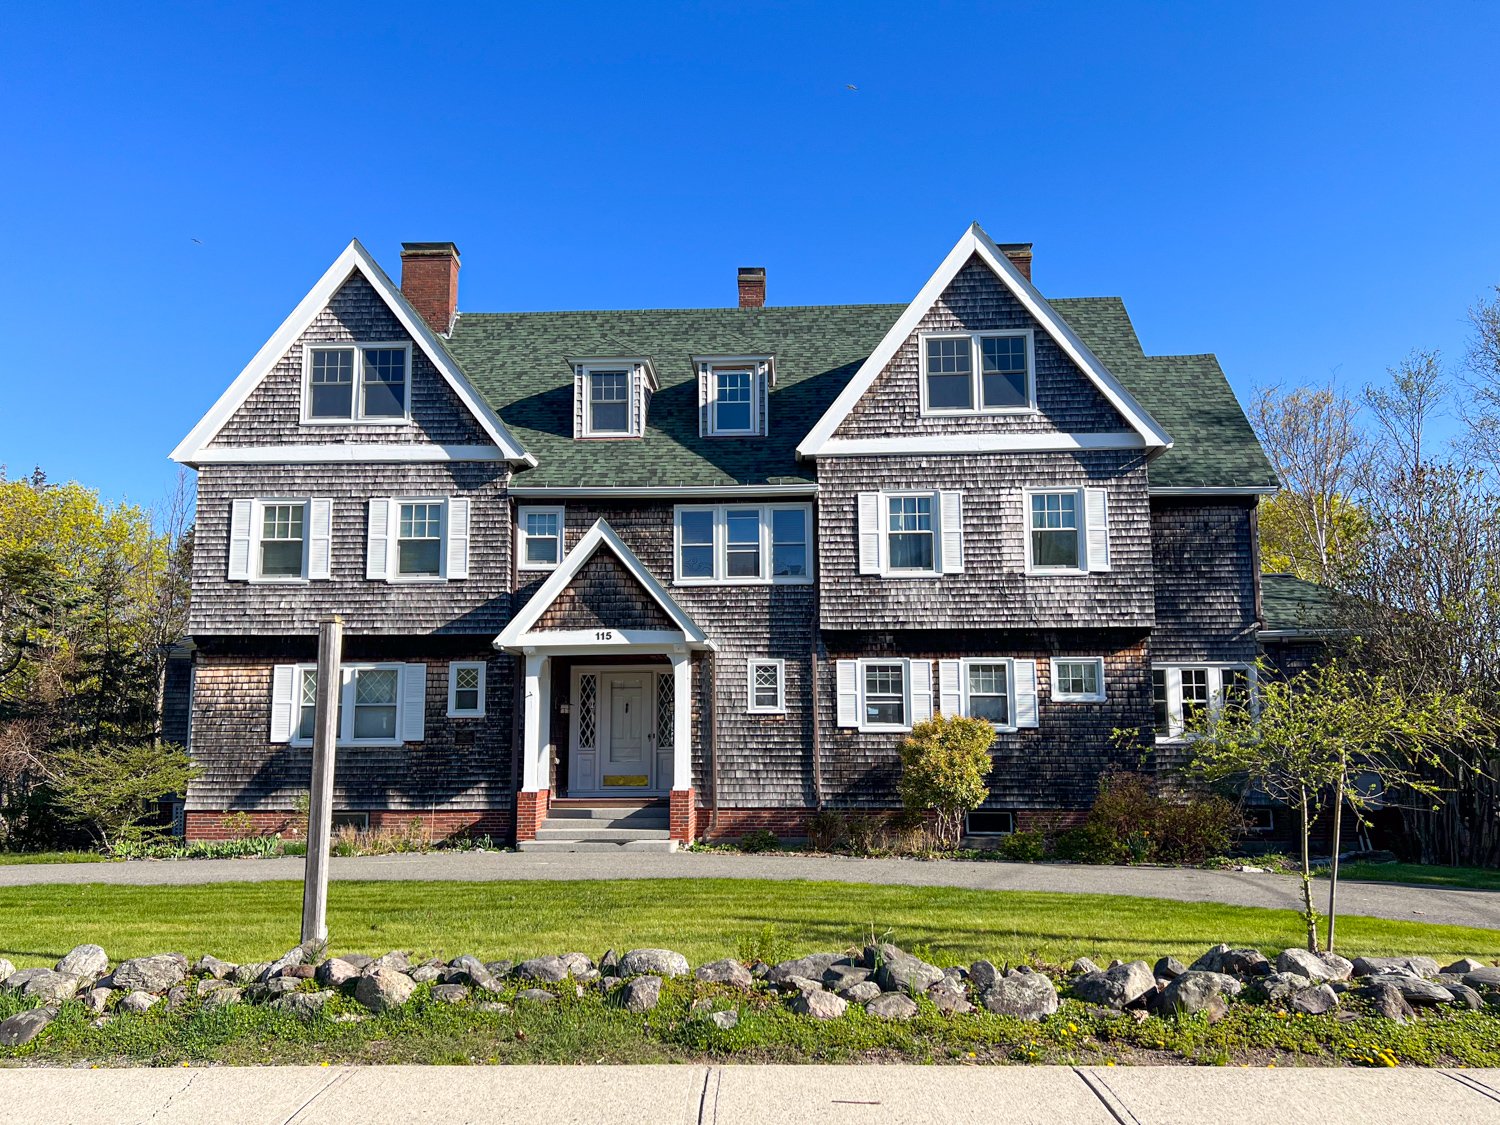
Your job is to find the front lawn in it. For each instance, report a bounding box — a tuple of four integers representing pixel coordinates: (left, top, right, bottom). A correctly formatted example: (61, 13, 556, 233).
(0, 851, 109, 866)
(3, 878, 1498, 971)
(1335, 862, 1500, 893)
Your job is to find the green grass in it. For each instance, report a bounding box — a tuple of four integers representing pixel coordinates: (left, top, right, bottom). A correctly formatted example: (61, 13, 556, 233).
(3, 878, 1497, 971)
(0, 851, 108, 866)
(1335, 862, 1500, 893)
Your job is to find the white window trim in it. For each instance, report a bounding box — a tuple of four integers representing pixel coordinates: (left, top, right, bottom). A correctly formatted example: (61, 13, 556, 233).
(1152, 663, 1256, 741)
(918, 329, 1036, 417)
(699, 357, 771, 437)
(580, 364, 640, 438)
(959, 657, 1019, 732)
(288, 663, 410, 748)
(857, 657, 911, 733)
(301, 341, 413, 425)
(1051, 657, 1106, 703)
(747, 658, 786, 714)
(447, 661, 487, 718)
(672, 503, 814, 586)
(250, 497, 311, 584)
(516, 505, 565, 572)
(1023, 487, 1088, 576)
(881, 490, 941, 578)
(1246, 807, 1276, 834)
(389, 496, 449, 583)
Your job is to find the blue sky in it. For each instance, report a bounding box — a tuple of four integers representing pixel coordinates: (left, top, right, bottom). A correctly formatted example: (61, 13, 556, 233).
(2, 1, 1497, 509)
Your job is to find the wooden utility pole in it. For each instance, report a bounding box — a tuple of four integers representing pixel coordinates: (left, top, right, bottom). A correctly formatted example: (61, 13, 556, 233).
(301, 616, 343, 944)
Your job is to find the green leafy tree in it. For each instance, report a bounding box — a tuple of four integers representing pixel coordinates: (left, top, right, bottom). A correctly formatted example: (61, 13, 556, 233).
(47, 741, 199, 850)
(898, 713, 996, 850)
(1190, 660, 1487, 952)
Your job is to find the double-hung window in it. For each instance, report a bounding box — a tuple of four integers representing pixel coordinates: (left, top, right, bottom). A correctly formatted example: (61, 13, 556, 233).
(862, 661, 908, 729)
(259, 502, 306, 579)
(887, 494, 936, 573)
(964, 661, 1011, 725)
(697, 356, 772, 436)
(397, 502, 444, 577)
(1152, 664, 1255, 738)
(1025, 487, 1111, 574)
(857, 490, 963, 577)
(713, 369, 754, 433)
(587, 370, 631, 434)
(575, 360, 654, 439)
(517, 506, 564, 571)
(448, 662, 486, 717)
(228, 497, 332, 583)
(747, 658, 785, 714)
(1052, 657, 1106, 702)
(366, 497, 469, 583)
(304, 343, 410, 422)
(673, 504, 813, 584)
(284, 663, 419, 747)
(920, 330, 1034, 415)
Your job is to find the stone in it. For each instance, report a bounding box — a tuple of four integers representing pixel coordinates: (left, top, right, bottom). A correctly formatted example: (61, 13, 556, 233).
(196, 979, 231, 997)
(354, 966, 416, 1013)
(618, 949, 690, 979)
(1462, 966, 1500, 990)
(448, 955, 488, 982)
(1161, 971, 1242, 1017)
(316, 958, 361, 990)
(931, 989, 974, 1016)
(3, 968, 51, 993)
(55, 943, 109, 980)
(430, 984, 470, 1004)
(710, 1010, 739, 1030)
(872, 949, 945, 995)
(1358, 974, 1453, 1006)
(516, 988, 555, 1004)
(484, 960, 514, 978)
(1442, 957, 1489, 975)
(285, 965, 316, 980)
(272, 990, 334, 1018)
(767, 953, 841, 984)
(203, 987, 243, 1009)
(370, 951, 411, 972)
(980, 971, 1059, 1021)
(339, 954, 373, 970)
(0, 959, 13, 986)
(0, 1007, 56, 1046)
(866, 992, 919, 1020)
(1352, 955, 1439, 979)
(1189, 945, 1269, 977)
(514, 956, 569, 982)
(469, 972, 504, 994)
(1154, 956, 1187, 980)
(1359, 982, 1414, 1023)
(1252, 972, 1313, 1005)
(749, 961, 771, 979)
(84, 986, 113, 1014)
(196, 955, 236, 980)
(1290, 984, 1339, 1015)
(696, 959, 754, 988)
(597, 975, 622, 993)
(598, 950, 619, 974)
(822, 964, 872, 992)
(841, 981, 883, 1004)
(232, 962, 271, 985)
(477, 1001, 510, 1014)
(165, 986, 190, 1009)
(1072, 961, 1155, 1010)
(263, 942, 319, 980)
(1070, 957, 1102, 976)
(560, 952, 594, 975)
(777, 975, 825, 995)
(623, 975, 662, 1013)
(119, 990, 160, 1014)
(408, 965, 443, 984)
(1447, 984, 1483, 1010)
(1276, 948, 1353, 983)
(21, 971, 82, 1005)
(968, 960, 1000, 992)
(791, 988, 847, 1020)
(265, 976, 301, 995)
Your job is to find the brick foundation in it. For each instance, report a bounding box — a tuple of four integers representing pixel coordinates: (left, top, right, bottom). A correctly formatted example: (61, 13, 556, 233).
(669, 789, 697, 842)
(184, 808, 511, 842)
(516, 789, 550, 841)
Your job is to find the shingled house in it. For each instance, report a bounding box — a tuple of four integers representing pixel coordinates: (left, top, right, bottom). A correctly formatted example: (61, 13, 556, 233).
(168, 225, 1278, 849)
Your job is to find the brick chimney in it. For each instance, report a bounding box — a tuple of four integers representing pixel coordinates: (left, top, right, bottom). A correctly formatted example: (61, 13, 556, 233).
(998, 242, 1033, 283)
(737, 266, 766, 308)
(400, 242, 460, 333)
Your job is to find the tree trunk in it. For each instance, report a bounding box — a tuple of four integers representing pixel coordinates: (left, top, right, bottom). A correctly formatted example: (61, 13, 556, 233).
(1327, 767, 1346, 952)
(1299, 789, 1318, 951)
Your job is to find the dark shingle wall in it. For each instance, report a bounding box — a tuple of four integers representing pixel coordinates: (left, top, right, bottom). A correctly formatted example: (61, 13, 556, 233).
(1149, 498, 1260, 663)
(534, 552, 676, 631)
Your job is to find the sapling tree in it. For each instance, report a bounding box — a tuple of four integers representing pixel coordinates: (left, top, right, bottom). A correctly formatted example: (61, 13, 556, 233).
(897, 713, 996, 851)
(47, 740, 199, 851)
(1189, 660, 1485, 952)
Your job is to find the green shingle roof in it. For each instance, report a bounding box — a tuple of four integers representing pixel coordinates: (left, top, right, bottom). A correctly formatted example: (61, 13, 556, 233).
(1260, 574, 1341, 634)
(444, 295, 1276, 491)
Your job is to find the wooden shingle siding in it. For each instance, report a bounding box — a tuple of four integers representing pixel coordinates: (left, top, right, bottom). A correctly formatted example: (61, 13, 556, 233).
(209, 274, 492, 447)
(159, 647, 194, 748)
(534, 552, 676, 631)
(834, 256, 1128, 439)
(190, 462, 511, 636)
(817, 451, 1155, 630)
(814, 631, 1152, 810)
(1148, 498, 1259, 663)
(185, 644, 513, 813)
(519, 501, 817, 808)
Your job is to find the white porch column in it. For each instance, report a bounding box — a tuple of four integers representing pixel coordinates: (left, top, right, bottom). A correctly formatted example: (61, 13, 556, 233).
(671, 650, 692, 791)
(521, 651, 545, 791)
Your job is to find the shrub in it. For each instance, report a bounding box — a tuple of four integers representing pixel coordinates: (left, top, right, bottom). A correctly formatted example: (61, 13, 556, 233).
(998, 829, 1047, 862)
(1082, 769, 1245, 865)
(737, 828, 780, 853)
(48, 741, 197, 850)
(897, 714, 996, 850)
(1052, 821, 1129, 865)
(803, 810, 889, 855)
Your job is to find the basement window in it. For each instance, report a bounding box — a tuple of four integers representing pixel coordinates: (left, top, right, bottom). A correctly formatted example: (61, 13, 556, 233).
(965, 810, 1016, 836)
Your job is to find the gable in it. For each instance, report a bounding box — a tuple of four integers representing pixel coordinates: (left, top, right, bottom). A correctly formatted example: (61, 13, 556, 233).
(833, 255, 1132, 440)
(533, 551, 676, 631)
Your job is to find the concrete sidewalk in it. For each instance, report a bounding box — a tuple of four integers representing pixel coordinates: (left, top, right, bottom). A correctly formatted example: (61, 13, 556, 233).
(1, 1065, 1498, 1124)
(3, 850, 1498, 932)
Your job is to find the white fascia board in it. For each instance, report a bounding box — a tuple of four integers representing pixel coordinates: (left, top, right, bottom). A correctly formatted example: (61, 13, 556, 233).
(169, 240, 535, 468)
(1150, 485, 1280, 497)
(186, 444, 508, 465)
(508, 483, 819, 499)
(569, 356, 660, 392)
(812, 432, 1147, 457)
(495, 518, 709, 648)
(498, 629, 715, 654)
(796, 223, 1173, 457)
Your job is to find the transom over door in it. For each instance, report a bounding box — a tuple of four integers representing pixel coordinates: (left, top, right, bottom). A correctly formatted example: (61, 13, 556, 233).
(603, 674, 651, 788)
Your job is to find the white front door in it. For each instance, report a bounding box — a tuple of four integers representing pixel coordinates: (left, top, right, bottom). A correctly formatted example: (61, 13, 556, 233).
(569, 667, 671, 796)
(602, 673, 651, 788)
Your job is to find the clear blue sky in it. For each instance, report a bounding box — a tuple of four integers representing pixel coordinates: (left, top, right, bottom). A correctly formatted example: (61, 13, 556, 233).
(3, 1, 1498, 509)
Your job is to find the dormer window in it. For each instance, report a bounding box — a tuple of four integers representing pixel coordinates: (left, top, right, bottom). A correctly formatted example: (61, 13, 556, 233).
(919, 330, 1033, 416)
(574, 359, 653, 439)
(304, 343, 411, 422)
(587, 370, 631, 434)
(696, 356, 773, 436)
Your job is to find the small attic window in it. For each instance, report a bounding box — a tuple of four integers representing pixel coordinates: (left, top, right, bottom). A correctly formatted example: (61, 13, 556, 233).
(304, 343, 411, 423)
(696, 356, 773, 437)
(587, 370, 631, 434)
(573, 359, 654, 439)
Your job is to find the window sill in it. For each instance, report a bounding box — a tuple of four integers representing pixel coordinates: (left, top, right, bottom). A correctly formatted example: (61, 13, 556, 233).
(517, 563, 561, 573)
(1025, 567, 1089, 577)
(878, 570, 942, 579)
(919, 405, 1038, 419)
(446, 710, 486, 720)
(385, 576, 449, 585)
(856, 724, 912, 734)
(247, 577, 311, 586)
(299, 417, 413, 427)
(288, 739, 408, 749)
(673, 576, 815, 587)
(1053, 694, 1106, 704)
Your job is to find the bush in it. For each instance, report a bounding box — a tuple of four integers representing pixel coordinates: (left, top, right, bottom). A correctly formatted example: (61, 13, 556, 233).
(804, 810, 889, 855)
(1080, 770, 1245, 865)
(1053, 821, 1130, 865)
(737, 828, 780, 853)
(898, 714, 996, 851)
(48, 741, 197, 849)
(998, 829, 1048, 862)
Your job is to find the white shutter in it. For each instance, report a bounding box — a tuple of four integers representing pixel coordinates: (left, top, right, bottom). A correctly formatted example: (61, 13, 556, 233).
(938, 490, 964, 574)
(910, 660, 934, 724)
(1166, 667, 1184, 735)
(1014, 659, 1040, 729)
(857, 493, 882, 575)
(938, 659, 962, 717)
(269, 664, 296, 743)
(307, 498, 333, 580)
(1085, 488, 1111, 572)
(835, 660, 860, 727)
(445, 497, 471, 580)
(228, 499, 253, 581)
(366, 498, 391, 580)
(401, 664, 427, 742)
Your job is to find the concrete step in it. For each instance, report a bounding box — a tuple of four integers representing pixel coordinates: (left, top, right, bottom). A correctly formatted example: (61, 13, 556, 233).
(517, 838, 679, 853)
(534, 825, 672, 842)
(546, 805, 669, 824)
